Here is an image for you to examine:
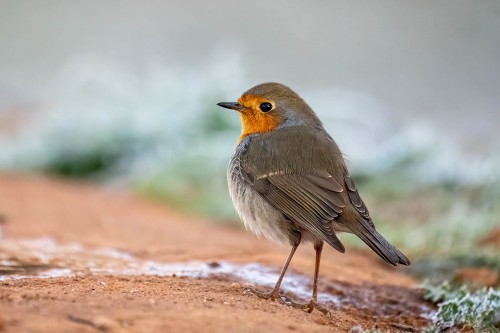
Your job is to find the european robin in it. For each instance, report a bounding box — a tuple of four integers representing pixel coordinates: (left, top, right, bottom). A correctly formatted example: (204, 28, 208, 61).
(217, 82, 410, 314)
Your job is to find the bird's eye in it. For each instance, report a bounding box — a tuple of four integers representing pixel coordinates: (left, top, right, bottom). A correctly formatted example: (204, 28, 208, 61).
(259, 102, 273, 112)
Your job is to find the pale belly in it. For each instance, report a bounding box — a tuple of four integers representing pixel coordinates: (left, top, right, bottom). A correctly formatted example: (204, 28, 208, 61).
(227, 155, 291, 244)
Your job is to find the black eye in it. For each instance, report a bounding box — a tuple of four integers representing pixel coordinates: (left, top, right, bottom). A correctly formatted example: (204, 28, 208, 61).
(259, 102, 273, 112)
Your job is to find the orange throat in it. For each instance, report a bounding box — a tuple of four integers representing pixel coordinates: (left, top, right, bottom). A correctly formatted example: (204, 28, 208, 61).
(236, 95, 279, 144)
(237, 112, 279, 144)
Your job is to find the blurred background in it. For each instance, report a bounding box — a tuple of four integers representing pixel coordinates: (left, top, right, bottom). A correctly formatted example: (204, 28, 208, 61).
(1, 1, 499, 281)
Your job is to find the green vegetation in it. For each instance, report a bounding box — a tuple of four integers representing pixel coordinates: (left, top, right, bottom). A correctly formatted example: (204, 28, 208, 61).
(134, 100, 240, 219)
(346, 161, 500, 284)
(422, 281, 500, 332)
(43, 143, 123, 178)
(134, 154, 236, 220)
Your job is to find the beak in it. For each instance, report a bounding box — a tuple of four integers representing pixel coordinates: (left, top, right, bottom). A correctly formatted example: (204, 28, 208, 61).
(217, 102, 243, 111)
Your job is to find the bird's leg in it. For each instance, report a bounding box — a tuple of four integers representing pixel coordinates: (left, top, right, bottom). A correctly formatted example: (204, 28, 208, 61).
(245, 234, 301, 305)
(283, 242, 331, 315)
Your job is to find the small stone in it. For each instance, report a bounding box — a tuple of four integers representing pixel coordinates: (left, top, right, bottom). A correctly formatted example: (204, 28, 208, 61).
(230, 282, 241, 289)
(207, 261, 221, 268)
(223, 301, 230, 305)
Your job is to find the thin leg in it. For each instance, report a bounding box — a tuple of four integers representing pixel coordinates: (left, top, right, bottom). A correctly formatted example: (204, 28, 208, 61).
(310, 242, 323, 307)
(245, 238, 330, 316)
(245, 234, 301, 304)
(282, 241, 330, 315)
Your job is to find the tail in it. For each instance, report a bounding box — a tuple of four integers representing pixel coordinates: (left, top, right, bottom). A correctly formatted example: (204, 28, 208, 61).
(348, 219, 410, 266)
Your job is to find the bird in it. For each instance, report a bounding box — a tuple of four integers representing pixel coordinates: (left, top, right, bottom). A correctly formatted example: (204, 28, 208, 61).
(217, 82, 410, 315)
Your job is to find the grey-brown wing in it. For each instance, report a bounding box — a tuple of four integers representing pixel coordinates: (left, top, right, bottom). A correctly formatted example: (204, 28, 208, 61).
(248, 172, 346, 252)
(344, 174, 374, 228)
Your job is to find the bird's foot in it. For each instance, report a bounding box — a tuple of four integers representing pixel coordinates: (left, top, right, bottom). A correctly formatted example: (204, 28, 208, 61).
(244, 287, 330, 316)
(244, 287, 290, 305)
(284, 298, 331, 316)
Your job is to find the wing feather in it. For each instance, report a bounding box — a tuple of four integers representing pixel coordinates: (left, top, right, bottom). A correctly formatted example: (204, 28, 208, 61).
(249, 171, 346, 252)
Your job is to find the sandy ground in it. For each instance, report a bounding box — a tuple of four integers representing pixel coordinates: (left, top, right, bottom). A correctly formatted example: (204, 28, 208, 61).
(0, 173, 432, 332)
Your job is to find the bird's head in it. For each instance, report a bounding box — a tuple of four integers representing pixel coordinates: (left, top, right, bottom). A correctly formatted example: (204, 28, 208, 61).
(217, 82, 322, 143)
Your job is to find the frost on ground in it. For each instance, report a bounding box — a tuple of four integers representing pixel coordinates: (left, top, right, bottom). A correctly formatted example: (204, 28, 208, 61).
(423, 281, 500, 332)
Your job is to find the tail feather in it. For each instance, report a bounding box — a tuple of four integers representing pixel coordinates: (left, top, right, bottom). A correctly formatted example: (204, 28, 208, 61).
(348, 219, 410, 266)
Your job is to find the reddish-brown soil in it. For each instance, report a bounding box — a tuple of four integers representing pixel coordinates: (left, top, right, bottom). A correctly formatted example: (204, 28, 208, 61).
(479, 227, 500, 249)
(0, 173, 432, 332)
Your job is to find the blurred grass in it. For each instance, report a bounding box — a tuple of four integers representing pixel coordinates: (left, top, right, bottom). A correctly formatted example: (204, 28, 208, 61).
(134, 154, 237, 219)
(350, 166, 500, 283)
(42, 135, 136, 178)
(133, 101, 240, 220)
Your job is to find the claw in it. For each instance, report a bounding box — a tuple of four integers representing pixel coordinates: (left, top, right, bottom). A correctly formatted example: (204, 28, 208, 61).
(245, 286, 282, 300)
(244, 287, 331, 316)
(284, 298, 331, 316)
